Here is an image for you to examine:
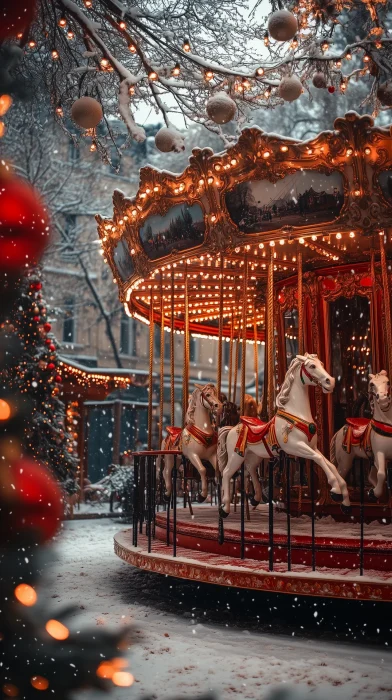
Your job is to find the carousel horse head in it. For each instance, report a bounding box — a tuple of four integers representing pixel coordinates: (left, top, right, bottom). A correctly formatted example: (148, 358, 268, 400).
(369, 370, 391, 412)
(220, 399, 240, 427)
(277, 353, 335, 408)
(186, 383, 223, 424)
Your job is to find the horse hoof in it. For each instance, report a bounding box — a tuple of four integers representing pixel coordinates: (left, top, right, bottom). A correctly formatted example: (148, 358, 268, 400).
(219, 505, 229, 519)
(197, 493, 207, 503)
(368, 488, 378, 502)
(330, 491, 343, 503)
(163, 493, 171, 503)
(340, 504, 352, 516)
(249, 497, 260, 507)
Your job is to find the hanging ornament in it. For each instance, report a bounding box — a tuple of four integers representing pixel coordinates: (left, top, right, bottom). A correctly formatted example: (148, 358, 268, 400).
(278, 76, 303, 102)
(0, 174, 50, 270)
(71, 96, 103, 129)
(328, 85, 335, 93)
(206, 91, 237, 124)
(377, 81, 392, 107)
(154, 126, 185, 153)
(0, 0, 37, 40)
(267, 10, 298, 42)
(55, 374, 62, 383)
(312, 72, 327, 89)
(43, 322, 51, 332)
(49, 343, 56, 351)
(47, 362, 55, 371)
(3, 458, 63, 544)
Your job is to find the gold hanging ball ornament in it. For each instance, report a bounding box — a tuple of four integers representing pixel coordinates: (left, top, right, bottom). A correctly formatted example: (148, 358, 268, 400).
(267, 10, 298, 42)
(71, 96, 103, 129)
(154, 127, 185, 153)
(206, 91, 237, 124)
(377, 81, 392, 107)
(279, 75, 303, 102)
(312, 72, 327, 89)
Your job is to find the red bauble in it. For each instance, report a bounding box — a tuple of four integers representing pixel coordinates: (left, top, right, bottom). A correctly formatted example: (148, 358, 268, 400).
(55, 375, 62, 383)
(328, 86, 335, 93)
(45, 338, 51, 345)
(4, 458, 63, 543)
(36, 282, 42, 290)
(47, 362, 55, 370)
(0, 1, 37, 39)
(43, 322, 51, 332)
(33, 315, 40, 322)
(0, 175, 50, 270)
(49, 343, 56, 351)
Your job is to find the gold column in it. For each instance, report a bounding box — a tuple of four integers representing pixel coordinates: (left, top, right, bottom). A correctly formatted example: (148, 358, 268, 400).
(159, 275, 165, 447)
(267, 246, 275, 419)
(297, 247, 304, 355)
(228, 315, 234, 402)
(253, 308, 259, 405)
(217, 254, 224, 396)
(380, 231, 392, 380)
(170, 269, 175, 426)
(370, 247, 380, 372)
(147, 286, 154, 449)
(182, 268, 190, 424)
(240, 256, 248, 415)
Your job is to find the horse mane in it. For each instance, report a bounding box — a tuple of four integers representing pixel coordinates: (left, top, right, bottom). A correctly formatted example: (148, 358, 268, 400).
(276, 354, 317, 408)
(185, 383, 215, 425)
(243, 394, 258, 417)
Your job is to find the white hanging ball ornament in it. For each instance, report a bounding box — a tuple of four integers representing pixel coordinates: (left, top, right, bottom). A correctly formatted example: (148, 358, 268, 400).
(268, 10, 298, 42)
(279, 75, 303, 102)
(312, 72, 327, 89)
(377, 81, 392, 107)
(155, 127, 185, 153)
(206, 91, 237, 124)
(71, 96, 103, 128)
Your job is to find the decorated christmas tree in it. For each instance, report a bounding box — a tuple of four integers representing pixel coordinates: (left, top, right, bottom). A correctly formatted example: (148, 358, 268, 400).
(6, 267, 78, 489)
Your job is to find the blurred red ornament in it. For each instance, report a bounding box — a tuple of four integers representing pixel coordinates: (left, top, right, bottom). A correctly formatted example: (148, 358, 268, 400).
(55, 375, 62, 383)
(43, 322, 51, 332)
(0, 175, 50, 270)
(47, 362, 55, 370)
(328, 86, 335, 93)
(33, 315, 40, 322)
(44, 339, 51, 345)
(49, 343, 56, 351)
(4, 458, 63, 543)
(36, 282, 42, 290)
(0, 0, 37, 39)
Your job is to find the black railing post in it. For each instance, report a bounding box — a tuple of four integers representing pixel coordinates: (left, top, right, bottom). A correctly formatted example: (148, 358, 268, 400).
(240, 462, 245, 559)
(360, 458, 365, 576)
(152, 455, 157, 538)
(139, 455, 145, 534)
(285, 453, 291, 571)
(268, 458, 274, 572)
(147, 455, 152, 553)
(172, 454, 177, 557)
(310, 462, 316, 571)
(132, 454, 139, 547)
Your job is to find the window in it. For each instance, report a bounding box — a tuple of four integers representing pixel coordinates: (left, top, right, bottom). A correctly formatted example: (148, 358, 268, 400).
(120, 311, 137, 356)
(63, 298, 75, 343)
(154, 325, 170, 359)
(223, 340, 231, 369)
(190, 336, 197, 363)
(61, 214, 77, 259)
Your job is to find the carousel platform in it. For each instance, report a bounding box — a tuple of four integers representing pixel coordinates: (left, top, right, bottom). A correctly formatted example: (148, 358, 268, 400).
(114, 505, 392, 602)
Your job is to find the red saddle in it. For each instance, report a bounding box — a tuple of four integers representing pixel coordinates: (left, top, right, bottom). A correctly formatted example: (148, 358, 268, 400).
(166, 426, 182, 437)
(240, 415, 269, 438)
(346, 417, 370, 438)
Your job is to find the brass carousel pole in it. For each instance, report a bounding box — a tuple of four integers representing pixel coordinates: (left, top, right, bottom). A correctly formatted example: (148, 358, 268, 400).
(253, 308, 259, 405)
(267, 246, 275, 419)
(240, 256, 248, 415)
(217, 254, 224, 397)
(228, 314, 234, 402)
(379, 231, 392, 381)
(370, 247, 381, 372)
(182, 267, 190, 425)
(170, 269, 175, 426)
(233, 315, 241, 405)
(297, 247, 304, 355)
(147, 286, 154, 450)
(159, 274, 165, 447)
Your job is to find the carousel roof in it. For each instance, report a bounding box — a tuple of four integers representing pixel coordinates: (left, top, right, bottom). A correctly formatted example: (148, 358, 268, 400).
(96, 112, 392, 340)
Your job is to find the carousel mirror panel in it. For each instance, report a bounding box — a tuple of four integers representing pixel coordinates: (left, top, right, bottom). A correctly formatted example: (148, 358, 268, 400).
(225, 171, 344, 234)
(284, 308, 299, 368)
(113, 237, 135, 282)
(139, 202, 205, 260)
(330, 295, 372, 433)
(379, 170, 392, 203)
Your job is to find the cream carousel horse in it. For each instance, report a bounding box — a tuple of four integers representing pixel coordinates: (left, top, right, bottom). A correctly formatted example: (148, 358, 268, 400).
(330, 370, 392, 500)
(218, 353, 351, 518)
(157, 383, 223, 502)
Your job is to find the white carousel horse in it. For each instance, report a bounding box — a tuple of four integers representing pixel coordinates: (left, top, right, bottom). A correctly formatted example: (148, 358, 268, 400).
(218, 353, 351, 518)
(157, 383, 223, 503)
(330, 370, 392, 500)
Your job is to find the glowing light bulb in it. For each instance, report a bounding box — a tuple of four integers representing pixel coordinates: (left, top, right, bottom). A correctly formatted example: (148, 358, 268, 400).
(14, 584, 37, 606)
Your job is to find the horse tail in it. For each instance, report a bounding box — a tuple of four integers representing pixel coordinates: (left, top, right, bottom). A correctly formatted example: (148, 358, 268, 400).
(330, 431, 337, 466)
(217, 426, 231, 474)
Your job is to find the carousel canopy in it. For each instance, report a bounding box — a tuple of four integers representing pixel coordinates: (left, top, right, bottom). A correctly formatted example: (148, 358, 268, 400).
(96, 112, 392, 341)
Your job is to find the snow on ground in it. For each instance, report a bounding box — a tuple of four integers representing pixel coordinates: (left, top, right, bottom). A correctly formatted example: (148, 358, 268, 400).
(43, 519, 392, 700)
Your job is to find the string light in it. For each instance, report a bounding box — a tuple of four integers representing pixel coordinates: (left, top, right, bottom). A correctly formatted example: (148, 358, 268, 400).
(183, 39, 191, 52)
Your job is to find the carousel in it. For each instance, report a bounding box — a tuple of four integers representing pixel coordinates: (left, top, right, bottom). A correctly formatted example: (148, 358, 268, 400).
(96, 112, 392, 601)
